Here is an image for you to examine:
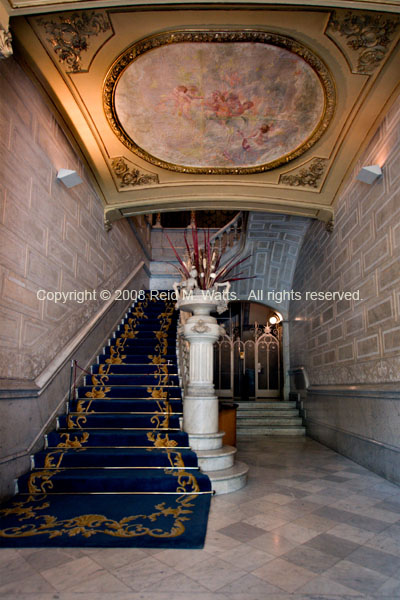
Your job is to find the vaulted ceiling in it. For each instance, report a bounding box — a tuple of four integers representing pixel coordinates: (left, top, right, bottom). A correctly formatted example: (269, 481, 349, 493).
(3, 1, 400, 227)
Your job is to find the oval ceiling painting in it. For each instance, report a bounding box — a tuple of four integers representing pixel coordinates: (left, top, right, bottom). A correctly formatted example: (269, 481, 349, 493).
(104, 31, 335, 174)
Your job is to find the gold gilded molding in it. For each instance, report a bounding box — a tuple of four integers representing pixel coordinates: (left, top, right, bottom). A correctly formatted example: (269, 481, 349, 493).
(35, 11, 111, 72)
(0, 27, 12, 59)
(111, 157, 159, 188)
(327, 10, 400, 74)
(103, 30, 336, 175)
(279, 158, 328, 188)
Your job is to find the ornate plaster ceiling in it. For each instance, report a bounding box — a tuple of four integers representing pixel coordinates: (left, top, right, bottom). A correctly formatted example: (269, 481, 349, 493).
(108, 32, 332, 174)
(8, 3, 400, 228)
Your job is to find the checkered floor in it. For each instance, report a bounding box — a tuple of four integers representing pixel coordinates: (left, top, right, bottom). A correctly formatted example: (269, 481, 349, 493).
(1, 435, 399, 599)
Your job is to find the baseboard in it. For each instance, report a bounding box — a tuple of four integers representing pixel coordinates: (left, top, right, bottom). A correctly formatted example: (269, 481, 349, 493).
(306, 417, 400, 486)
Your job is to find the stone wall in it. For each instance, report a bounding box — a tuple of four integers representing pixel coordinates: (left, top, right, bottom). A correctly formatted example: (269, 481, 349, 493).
(0, 57, 147, 381)
(289, 93, 400, 484)
(0, 57, 148, 497)
(232, 212, 310, 316)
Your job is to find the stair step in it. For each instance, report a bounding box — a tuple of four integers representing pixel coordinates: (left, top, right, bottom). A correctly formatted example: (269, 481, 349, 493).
(32, 447, 199, 469)
(196, 445, 236, 471)
(237, 426, 306, 435)
(237, 410, 299, 417)
(235, 401, 296, 408)
(204, 461, 249, 494)
(237, 417, 303, 426)
(18, 468, 211, 494)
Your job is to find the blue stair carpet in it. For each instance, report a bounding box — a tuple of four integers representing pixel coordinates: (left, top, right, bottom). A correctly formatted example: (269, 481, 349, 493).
(0, 295, 212, 548)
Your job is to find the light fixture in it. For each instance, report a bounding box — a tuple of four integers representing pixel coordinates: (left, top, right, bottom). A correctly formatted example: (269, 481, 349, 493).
(356, 165, 382, 185)
(57, 169, 83, 188)
(269, 312, 283, 325)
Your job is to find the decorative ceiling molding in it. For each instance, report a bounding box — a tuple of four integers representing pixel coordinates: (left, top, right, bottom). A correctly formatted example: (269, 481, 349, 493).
(0, 26, 12, 58)
(327, 9, 400, 73)
(5, 0, 400, 14)
(110, 157, 159, 189)
(279, 158, 328, 189)
(11, 5, 400, 225)
(34, 10, 112, 72)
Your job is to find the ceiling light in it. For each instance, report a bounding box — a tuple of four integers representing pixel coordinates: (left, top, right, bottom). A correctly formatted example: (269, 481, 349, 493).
(356, 165, 382, 185)
(57, 169, 83, 188)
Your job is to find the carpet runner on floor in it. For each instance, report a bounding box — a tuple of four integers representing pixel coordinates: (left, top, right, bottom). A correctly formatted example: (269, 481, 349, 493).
(0, 295, 212, 548)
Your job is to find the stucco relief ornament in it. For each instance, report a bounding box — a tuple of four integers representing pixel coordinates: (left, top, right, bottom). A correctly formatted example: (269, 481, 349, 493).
(36, 11, 111, 72)
(111, 157, 159, 188)
(191, 320, 210, 334)
(0, 28, 12, 59)
(329, 11, 400, 74)
(279, 158, 327, 188)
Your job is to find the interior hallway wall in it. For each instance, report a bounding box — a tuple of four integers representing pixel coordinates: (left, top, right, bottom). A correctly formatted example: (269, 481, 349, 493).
(289, 93, 400, 484)
(0, 57, 148, 497)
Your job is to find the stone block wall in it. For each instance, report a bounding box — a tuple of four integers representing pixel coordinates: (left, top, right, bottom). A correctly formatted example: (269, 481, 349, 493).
(0, 57, 146, 382)
(232, 212, 310, 316)
(290, 93, 400, 484)
(0, 57, 148, 497)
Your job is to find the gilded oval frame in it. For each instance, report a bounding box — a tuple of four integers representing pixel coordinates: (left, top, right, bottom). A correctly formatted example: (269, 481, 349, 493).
(103, 30, 336, 175)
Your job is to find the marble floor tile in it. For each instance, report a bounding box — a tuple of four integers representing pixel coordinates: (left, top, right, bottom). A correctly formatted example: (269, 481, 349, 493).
(345, 544, 400, 577)
(377, 576, 400, 596)
(88, 547, 149, 570)
(0, 435, 399, 600)
(290, 513, 337, 533)
(214, 541, 274, 571)
(304, 532, 361, 558)
(0, 552, 37, 587)
(110, 555, 177, 591)
(184, 556, 247, 592)
(17, 548, 85, 572)
(322, 559, 389, 594)
(365, 530, 400, 557)
(281, 544, 340, 574)
(269, 522, 320, 545)
(246, 530, 297, 556)
(0, 573, 56, 597)
(217, 521, 267, 543)
(252, 557, 317, 592)
(40, 556, 130, 593)
(242, 511, 289, 532)
(327, 523, 377, 545)
(152, 547, 212, 571)
(297, 573, 366, 597)
(216, 572, 282, 595)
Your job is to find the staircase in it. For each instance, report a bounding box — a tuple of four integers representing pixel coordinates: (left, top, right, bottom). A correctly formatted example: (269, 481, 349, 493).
(236, 400, 306, 435)
(0, 295, 212, 548)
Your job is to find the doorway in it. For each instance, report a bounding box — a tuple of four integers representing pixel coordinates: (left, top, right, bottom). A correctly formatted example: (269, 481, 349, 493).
(214, 301, 282, 399)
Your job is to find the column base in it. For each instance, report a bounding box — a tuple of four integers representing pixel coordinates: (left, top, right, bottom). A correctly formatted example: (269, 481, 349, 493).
(188, 431, 224, 450)
(204, 462, 249, 495)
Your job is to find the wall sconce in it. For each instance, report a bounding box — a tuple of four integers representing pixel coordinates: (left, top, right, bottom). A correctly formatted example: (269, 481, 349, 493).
(269, 312, 283, 325)
(57, 169, 83, 188)
(356, 165, 383, 185)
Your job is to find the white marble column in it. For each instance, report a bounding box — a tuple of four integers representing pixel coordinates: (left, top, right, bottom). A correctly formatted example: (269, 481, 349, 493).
(179, 293, 225, 449)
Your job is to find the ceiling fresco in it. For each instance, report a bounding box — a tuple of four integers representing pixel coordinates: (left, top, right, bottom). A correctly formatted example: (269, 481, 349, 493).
(110, 33, 332, 174)
(8, 4, 400, 227)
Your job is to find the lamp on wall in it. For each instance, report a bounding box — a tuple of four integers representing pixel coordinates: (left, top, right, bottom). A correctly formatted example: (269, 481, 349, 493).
(269, 312, 283, 325)
(356, 165, 383, 185)
(57, 169, 83, 188)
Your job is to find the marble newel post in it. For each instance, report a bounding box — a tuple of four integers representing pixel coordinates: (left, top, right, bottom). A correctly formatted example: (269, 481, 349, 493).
(177, 290, 249, 494)
(179, 293, 223, 447)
